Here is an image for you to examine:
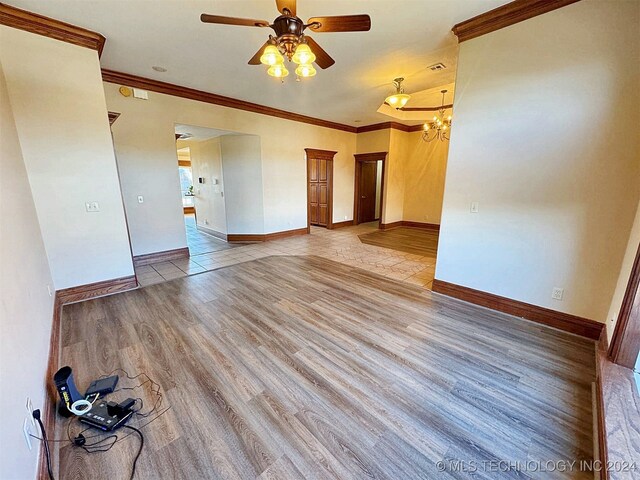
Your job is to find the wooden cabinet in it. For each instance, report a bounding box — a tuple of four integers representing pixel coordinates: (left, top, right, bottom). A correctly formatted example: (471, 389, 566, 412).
(306, 149, 336, 228)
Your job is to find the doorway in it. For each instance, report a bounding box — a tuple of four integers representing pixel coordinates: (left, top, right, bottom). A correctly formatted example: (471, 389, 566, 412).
(177, 146, 195, 215)
(354, 152, 387, 226)
(306, 148, 336, 230)
(175, 125, 234, 256)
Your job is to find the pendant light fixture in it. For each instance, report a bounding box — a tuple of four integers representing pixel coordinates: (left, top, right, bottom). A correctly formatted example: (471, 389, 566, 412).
(385, 77, 411, 110)
(422, 90, 452, 142)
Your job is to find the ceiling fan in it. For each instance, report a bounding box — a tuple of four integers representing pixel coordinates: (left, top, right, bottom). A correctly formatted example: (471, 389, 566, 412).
(201, 0, 371, 79)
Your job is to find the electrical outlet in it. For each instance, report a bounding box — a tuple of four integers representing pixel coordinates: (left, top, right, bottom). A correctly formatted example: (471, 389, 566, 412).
(85, 201, 100, 212)
(470, 202, 479, 213)
(552, 287, 564, 301)
(23, 417, 33, 451)
(344, 215, 348, 220)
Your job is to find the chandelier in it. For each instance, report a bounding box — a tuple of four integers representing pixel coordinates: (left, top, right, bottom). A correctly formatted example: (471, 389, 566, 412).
(422, 90, 452, 142)
(385, 77, 411, 109)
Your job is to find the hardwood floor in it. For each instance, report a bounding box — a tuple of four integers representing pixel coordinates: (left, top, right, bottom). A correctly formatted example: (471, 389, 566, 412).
(359, 226, 439, 257)
(54, 255, 596, 479)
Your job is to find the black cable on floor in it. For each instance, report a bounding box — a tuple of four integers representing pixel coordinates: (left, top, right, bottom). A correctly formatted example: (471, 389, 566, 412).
(33, 409, 55, 480)
(123, 425, 144, 480)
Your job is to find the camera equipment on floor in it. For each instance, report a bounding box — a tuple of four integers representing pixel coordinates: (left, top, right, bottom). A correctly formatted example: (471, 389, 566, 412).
(53, 366, 129, 425)
(53, 366, 84, 417)
(79, 398, 136, 431)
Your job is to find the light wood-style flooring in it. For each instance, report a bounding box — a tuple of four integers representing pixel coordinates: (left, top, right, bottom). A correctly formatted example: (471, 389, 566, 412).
(359, 227, 439, 257)
(54, 255, 596, 479)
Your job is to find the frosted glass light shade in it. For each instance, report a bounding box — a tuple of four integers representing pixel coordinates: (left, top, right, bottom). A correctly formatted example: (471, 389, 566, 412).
(292, 44, 316, 65)
(267, 64, 289, 78)
(295, 63, 316, 78)
(385, 93, 411, 109)
(260, 45, 284, 66)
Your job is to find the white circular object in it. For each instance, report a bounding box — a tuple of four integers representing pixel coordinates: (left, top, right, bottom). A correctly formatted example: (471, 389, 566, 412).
(69, 399, 92, 416)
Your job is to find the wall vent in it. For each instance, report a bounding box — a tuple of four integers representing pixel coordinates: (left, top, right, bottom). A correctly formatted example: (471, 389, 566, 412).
(428, 63, 447, 71)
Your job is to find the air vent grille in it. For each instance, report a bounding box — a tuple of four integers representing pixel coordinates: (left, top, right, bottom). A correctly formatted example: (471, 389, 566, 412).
(428, 63, 447, 71)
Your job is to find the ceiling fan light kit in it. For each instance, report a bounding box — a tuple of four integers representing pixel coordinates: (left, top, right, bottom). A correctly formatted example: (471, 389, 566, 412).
(201, 0, 370, 82)
(295, 63, 316, 78)
(267, 63, 289, 78)
(260, 44, 284, 66)
(292, 43, 315, 65)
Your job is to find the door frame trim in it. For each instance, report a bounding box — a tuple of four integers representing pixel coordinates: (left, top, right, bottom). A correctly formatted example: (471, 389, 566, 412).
(354, 152, 388, 228)
(608, 240, 640, 369)
(305, 148, 336, 231)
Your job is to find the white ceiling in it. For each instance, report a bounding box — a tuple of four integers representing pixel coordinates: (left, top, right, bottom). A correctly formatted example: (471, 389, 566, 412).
(10, 0, 508, 127)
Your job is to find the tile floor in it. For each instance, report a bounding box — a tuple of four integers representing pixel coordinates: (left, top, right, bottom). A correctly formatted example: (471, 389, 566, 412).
(136, 222, 438, 289)
(184, 214, 236, 256)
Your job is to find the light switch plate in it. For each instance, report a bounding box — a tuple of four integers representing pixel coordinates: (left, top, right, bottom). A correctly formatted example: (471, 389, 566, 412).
(137, 195, 144, 204)
(470, 202, 479, 213)
(132, 88, 148, 100)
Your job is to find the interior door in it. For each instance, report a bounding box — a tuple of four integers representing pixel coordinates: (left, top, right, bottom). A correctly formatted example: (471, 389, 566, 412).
(358, 161, 377, 223)
(308, 156, 330, 227)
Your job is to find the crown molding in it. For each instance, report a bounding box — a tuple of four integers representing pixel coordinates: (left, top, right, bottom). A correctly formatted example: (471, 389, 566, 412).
(101, 69, 358, 134)
(355, 122, 424, 134)
(0, 2, 106, 56)
(452, 0, 581, 43)
(356, 122, 409, 133)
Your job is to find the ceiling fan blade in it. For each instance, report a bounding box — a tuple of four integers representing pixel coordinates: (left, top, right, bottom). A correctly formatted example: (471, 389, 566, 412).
(305, 36, 335, 69)
(306, 15, 371, 32)
(248, 41, 271, 65)
(275, 0, 296, 16)
(200, 14, 270, 28)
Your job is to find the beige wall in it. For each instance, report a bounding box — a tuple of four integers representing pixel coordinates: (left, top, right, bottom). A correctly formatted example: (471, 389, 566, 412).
(384, 129, 409, 224)
(356, 129, 390, 154)
(220, 135, 265, 234)
(403, 131, 449, 225)
(105, 83, 357, 254)
(0, 61, 55, 480)
(0, 27, 134, 288)
(435, 0, 640, 322)
(355, 128, 448, 225)
(187, 138, 228, 235)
